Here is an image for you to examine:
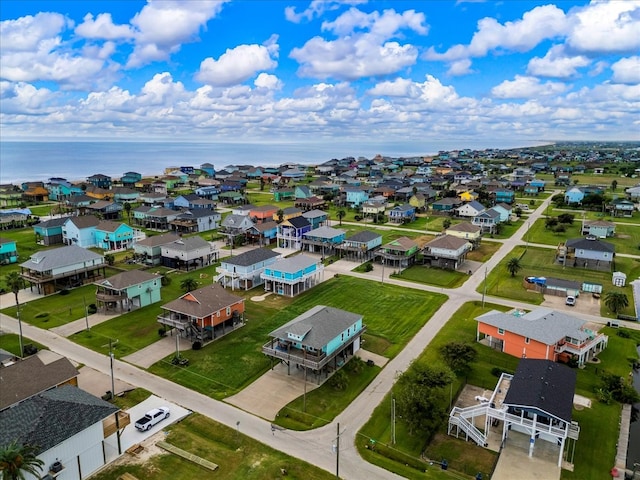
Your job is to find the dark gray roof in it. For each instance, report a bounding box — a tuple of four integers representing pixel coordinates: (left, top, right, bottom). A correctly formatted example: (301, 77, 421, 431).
(34, 217, 69, 229)
(477, 209, 500, 219)
(504, 359, 576, 422)
(223, 248, 280, 267)
(346, 230, 382, 243)
(163, 236, 210, 252)
(95, 270, 160, 290)
(21, 245, 103, 272)
(65, 215, 100, 229)
(0, 351, 79, 410)
(287, 216, 311, 228)
(134, 232, 180, 247)
(476, 308, 586, 346)
(0, 385, 118, 454)
(447, 222, 481, 233)
(425, 234, 470, 250)
(162, 284, 243, 318)
(566, 237, 615, 253)
(269, 305, 362, 349)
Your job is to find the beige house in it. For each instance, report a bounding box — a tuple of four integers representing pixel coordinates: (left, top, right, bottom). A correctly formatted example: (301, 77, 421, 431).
(446, 221, 482, 247)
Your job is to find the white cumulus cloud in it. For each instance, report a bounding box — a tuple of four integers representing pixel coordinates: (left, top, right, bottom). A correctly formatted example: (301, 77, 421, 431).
(611, 56, 640, 84)
(75, 13, 133, 40)
(527, 45, 591, 79)
(285, 0, 367, 23)
(492, 75, 568, 99)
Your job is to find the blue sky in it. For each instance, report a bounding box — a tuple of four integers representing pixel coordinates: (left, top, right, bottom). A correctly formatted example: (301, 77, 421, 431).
(1, 0, 638, 146)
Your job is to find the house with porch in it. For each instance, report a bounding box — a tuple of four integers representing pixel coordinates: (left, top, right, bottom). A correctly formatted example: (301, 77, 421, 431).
(62, 216, 100, 247)
(609, 198, 635, 217)
(490, 188, 515, 204)
(277, 216, 312, 250)
(476, 307, 608, 366)
(387, 204, 416, 224)
(492, 203, 513, 222)
(157, 284, 245, 342)
(94, 221, 136, 251)
(246, 220, 279, 246)
(87, 173, 112, 189)
(262, 305, 366, 383)
(261, 254, 324, 297)
(0, 237, 18, 264)
(132, 206, 180, 230)
(431, 197, 462, 212)
(343, 186, 369, 207)
(556, 237, 615, 271)
(362, 200, 387, 220)
(564, 187, 585, 205)
(273, 188, 295, 202)
(20, 245, 106, 294)
(448, 359, 579, 468)
(337, 230, 382, 261)
(133, 232, 180, 265)
(121, 171, 142, 186)
(160, 236, 218, 271)
(32, 217, 69, 246)
(581, 220, 615, 238)
(195, 185, 219, 200)
(249, 205, 278, 223)
(216, 247, 281, 290)
(378, 237, 419, 270)
(422, 235, 471, 270)
(302, 226, 346, 257)
(94, 270, 162, 312)
(220, 213, 254, 246)
(472, 208, 501, 233)
(169, 209, 221, 234)
(111, 187, 139, 204)
(295, 196, 326, 211)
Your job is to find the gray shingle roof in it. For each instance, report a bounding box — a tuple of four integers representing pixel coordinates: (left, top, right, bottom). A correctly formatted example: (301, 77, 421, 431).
(447, 222, 481, 233)
(21, 245, 103, 272)
(134, 232, 180, 247)
(223, 248, 280, 267)
(287, 216, 311, 228)
(161, 283, 243, 318)
(95, 270, 160, 290)
(345, 230, 382, 243)
(425, 234, 470, 250)
(504, 359, 576, 422)
(476, 308, 586, 346)
(269, 305, 362, 349)
(164, 236, 210, 252)
(269, 254, 318, 273)
(566, 237, 615, 253)
(66, 215, 100, 228)
(0, 351, 79, 410)
(303, 226, 345, 240)
(34, 217, 69, 229)
(0, 385, 118, 454)
(301, 209, 327, 219)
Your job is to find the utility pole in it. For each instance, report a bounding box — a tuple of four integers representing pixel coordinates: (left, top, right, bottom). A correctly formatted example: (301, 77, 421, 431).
(108, 339, 121, 454)
(335, 422, 340, 479)
(391, 395, 396, 445)
(381, 258, 385, 284)
(83, 295, 89, 331)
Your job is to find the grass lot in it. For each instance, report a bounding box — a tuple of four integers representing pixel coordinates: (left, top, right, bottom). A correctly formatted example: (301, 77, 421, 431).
(90, 413, 336, 480)
(358, 300, 636, 480)
(481, 245, 640, 316)
(537, 173, 638, 189)
(358, 301, 510, 479)
(0, 333, 47, 356)
(527, 217, 640, 255)
(275, 360, 381, 430)
(393, 265, 468, 289)
(148, 276, 447, 400)
(467, 241, 501, 263)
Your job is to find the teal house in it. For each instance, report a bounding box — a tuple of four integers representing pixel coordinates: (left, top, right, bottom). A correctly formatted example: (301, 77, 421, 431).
(94, 270, 162, 312)
(33, 217, 68, 245)
(94, 221, 135, 251)
(262, 305, 366, 382)
(0, 237, 18, 264)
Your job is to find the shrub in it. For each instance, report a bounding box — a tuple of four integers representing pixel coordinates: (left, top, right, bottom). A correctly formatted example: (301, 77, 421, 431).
(158, 327, 167, 337)
(364, 262, 374, 272)
(35, 312, 49, 319)
(59, 289, 70, 296)
(87, 304, 97, 314)
(192, 341, 202, 351)
(328, 369, 349, 390)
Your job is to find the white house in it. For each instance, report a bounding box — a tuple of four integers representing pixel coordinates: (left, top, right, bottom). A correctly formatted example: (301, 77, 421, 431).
(456, 200, 485, 218)
(216, 247, 281, 290)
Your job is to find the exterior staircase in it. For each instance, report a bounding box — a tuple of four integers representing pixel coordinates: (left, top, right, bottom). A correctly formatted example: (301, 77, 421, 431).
(448, 404, 489, 446)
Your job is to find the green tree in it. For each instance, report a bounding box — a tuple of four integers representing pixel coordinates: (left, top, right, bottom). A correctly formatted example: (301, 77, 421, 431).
(439, 342, 477, 374)
(442, 218, 452, 230)
(506, 257, 522, 277)
(395, 363, 455, 435)
(0, 441, 44, 480)
(611, 179, 618, 192)
(5, 272, 25, 356)
(276, 209, 284, 223)
(337, 209, 346, 226)
(104, 254, 115, 266)
(123, 202, 132, 223)
(180, 277, 199, 293)
(604, 291, 629, 315)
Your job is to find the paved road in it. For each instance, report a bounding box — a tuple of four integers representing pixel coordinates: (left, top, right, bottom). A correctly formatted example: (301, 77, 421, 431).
(3, 190, 638, 478)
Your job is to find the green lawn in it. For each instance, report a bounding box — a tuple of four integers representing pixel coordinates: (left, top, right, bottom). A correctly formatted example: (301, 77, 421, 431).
(148, 276, 447, 399)
(0, 333, 47, 356)
(481, 245, 640, 316)
(393, 265, 468, 288)
(467, 241, 502, 263)
(90, 413, 336, 480)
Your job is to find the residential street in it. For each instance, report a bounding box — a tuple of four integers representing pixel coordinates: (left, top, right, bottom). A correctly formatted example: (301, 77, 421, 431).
(1, 190, 638, 479)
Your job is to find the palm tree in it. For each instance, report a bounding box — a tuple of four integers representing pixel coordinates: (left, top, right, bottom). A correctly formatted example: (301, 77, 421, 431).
(276, 209, 284, 223)
(506, 257, 522, 277)
(337, 209, 346, 226)
(180, 277, 198, 293)
(5, 272, 25, 357)
(0, 441, 44, 480)
(604, 291, 629, 314)
(123, 202, 132, 223)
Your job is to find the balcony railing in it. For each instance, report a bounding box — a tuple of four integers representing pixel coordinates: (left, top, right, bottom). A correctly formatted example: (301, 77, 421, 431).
(262, 343, 328, 370)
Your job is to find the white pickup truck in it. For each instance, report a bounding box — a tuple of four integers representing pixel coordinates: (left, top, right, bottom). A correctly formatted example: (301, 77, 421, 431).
(135, 407, 170, 431)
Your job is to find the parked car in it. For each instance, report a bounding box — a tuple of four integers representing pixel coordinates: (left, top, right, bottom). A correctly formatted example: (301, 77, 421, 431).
(135, 406, 170, 431)
(565, 296, 576, 306)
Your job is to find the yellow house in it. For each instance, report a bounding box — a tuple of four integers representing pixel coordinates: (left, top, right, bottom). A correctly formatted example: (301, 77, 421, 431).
(458, 191, 478, 202)
(446, 221, 482, 243)
(409, 194, 426, 210)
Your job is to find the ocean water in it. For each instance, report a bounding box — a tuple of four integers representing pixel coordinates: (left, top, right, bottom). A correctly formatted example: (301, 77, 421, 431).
(0, 139, 545, 184)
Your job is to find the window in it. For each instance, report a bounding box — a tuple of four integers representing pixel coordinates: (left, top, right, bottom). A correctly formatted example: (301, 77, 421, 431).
(498, 328, 504, 335)
(525, 337, 530, 344)
(226, 307, 231, 316)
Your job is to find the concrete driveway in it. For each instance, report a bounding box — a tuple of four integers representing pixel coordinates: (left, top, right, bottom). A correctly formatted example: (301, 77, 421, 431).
(541, 292, 601, 317)
(103, 394, 191, 462)
(491, 431, 561, 480)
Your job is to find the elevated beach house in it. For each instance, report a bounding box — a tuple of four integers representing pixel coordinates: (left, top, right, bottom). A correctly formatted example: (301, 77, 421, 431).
(260, 254, 324, 297)
(262, 305, 366, 383)
(94, 270, 162, 312)
(216, 247, 281, 291)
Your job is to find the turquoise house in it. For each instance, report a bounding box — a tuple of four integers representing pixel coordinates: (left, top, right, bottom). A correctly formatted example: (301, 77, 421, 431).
(33, 217, 68, 246)
(94, 221, 135, 251)
(262, 305, 366, 381)
(344, 187, 369, 207)
(564, 187, 585, 205)
(261, 254, 324, 297)
(94, 270, 162, 312)
(0, 237, 18, 264)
